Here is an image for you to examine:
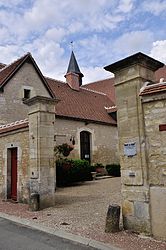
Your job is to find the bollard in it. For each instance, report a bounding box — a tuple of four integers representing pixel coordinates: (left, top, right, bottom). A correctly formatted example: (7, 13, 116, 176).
(91, 171, 97, 180)
(29, 193, 40, 211)
(105, 204, 120, 233)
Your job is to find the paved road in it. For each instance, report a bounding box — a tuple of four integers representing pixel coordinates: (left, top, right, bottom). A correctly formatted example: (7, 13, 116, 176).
(0, 218, 96, 250)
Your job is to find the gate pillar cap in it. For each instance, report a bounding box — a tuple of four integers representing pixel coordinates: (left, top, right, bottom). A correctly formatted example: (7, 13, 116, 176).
(104, 52, 164, 74)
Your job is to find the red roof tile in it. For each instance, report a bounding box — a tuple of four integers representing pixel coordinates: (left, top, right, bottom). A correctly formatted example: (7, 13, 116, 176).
(0, 119, 29, 134)
(139, 66, 166, 96)
(84, 65, 166, 100)
(140, 81, 166, 96)
(1, 52, 165, 123)
(84, 78, 116, 104)
(46, 77, 116, 125)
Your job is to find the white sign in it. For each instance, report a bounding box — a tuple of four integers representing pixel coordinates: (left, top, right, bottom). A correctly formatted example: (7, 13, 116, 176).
(124, 142, 136, 157)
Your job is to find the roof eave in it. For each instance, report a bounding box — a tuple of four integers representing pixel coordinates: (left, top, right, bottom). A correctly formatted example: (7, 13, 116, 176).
(55, 114, 117, 126)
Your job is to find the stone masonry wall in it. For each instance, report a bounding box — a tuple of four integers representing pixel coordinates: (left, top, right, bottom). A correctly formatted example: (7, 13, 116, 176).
(142, 95, 166, 239)
(26, 96, 56, 209)
(0, 128, 29, 203)
(107, 54, 163, 236)
(143, 97, 166, 186)
(0, 62, 51, 124)
(109, 53, 166, 240)
(115, 69, 151, 234)
(54, 118, 119, 165)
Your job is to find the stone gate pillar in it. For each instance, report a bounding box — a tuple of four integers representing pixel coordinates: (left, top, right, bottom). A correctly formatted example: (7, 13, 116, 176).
(24, 96, 58, 209)
(104, 53, 163, 234)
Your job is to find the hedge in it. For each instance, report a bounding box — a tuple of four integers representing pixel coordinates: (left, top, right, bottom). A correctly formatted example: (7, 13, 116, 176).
(106, 164, 121, 177)
(56, 159, 92, 186)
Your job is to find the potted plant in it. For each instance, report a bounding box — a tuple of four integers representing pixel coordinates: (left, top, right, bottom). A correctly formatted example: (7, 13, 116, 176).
(54, 143, 74, 158)
(94, 163, 107, 176)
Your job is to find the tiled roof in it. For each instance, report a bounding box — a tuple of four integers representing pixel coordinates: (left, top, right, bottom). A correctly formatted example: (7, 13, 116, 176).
(46, 77, 116, 125)
(139, 66, 166, 96)
(0, 119, 29, 134)
(84, 66, 166, 102)
(1, 52, 165, 124)
(84, 78, 116, 104)
(140, 81, 166, 96)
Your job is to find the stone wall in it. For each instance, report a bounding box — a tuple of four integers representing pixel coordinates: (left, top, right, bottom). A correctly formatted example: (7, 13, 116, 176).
(0, 96, 57, 208)
(114, 66, 151, 234)
(0, 62, 51, 124)
(105, 52, 165, 239)
(142, 93, 166, 239)
(0, 128, 29, 203)
(26, 96, 57, 209)
(143, 97, 166, 186)
(54, 118, 119, 165)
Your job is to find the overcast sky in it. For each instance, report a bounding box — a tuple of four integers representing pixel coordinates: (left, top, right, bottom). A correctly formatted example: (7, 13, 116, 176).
(0, 0, 166, 83)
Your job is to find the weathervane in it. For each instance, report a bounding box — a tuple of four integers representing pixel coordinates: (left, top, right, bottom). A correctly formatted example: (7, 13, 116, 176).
(70, 41, 74, 51)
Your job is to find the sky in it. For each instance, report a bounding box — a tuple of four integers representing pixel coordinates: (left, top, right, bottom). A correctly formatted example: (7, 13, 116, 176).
(0, 0, 166, 83)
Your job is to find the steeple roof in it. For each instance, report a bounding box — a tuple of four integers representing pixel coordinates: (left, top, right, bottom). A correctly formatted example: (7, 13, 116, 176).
(66, 51, 84, 77)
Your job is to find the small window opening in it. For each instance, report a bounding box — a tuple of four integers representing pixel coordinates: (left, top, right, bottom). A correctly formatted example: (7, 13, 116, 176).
(0, 87, 4, 93)
(24, 89, 31, 99)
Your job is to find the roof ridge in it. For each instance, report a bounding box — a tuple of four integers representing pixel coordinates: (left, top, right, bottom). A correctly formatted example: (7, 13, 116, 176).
(140, 80, 166, 92)
(80, 86, 106, 96)
(45, 76, 66, 84)
(140, 80, 166, 96)
(146, 81, 166, 88)
(84, 77, 114, 86)
(0, 52, 31, 73)
(104, 105, 117, 110)
(0, 118, 29, 130)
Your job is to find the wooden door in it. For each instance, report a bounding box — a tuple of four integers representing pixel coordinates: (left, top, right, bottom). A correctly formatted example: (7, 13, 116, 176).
(11, 148, 17, 200)
(80, 131, 91, 163)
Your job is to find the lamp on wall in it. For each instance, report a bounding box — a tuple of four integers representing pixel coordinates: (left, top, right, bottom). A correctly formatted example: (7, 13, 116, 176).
(70, 136, 75, 145)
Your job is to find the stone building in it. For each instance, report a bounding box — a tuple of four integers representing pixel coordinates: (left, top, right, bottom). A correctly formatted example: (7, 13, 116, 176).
(1, 49, 165, 239)
(105, 52, 166, 240)
(0, 51, 118, 207)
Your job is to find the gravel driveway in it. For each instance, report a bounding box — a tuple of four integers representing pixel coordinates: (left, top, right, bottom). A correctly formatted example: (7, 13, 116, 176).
(0, 177, 166, 250)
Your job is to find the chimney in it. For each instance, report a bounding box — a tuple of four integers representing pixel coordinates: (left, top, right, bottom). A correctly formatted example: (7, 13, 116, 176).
(65, 72, 80, 91)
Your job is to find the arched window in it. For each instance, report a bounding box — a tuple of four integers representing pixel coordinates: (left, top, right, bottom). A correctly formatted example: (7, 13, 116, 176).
(80, 131, 91, 163)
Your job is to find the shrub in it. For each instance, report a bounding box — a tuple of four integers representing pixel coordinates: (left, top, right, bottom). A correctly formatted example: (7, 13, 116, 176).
(106, 164, 121, 177)
(90, 165, 96, 172)
(56, 158, 92, 186)
(93, 163, 104, 169)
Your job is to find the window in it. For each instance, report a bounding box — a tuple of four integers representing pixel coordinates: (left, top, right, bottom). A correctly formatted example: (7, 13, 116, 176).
(24, 89, 31, 99)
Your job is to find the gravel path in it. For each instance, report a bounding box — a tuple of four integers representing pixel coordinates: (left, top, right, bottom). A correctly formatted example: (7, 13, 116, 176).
(0, 178, 165, 250)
